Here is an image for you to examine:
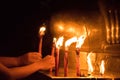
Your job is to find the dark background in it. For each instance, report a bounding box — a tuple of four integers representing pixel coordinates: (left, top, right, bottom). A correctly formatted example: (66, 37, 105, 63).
(0, 0, 119, 56)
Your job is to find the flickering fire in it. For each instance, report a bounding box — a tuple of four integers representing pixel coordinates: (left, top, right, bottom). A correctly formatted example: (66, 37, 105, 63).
(65, 37, 77, 50)
(53, 37, 57, 43)
(56, 36, 64, 48)
(39, 26, 46, 35)
(75, 25, 89, 48)
(87, 52, 94, 75)
(76, 35, 86, 48)
(100, 60, 105, 75)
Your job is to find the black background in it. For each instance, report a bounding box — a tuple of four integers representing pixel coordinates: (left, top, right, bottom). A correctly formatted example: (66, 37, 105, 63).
(0, 0, 119, 56)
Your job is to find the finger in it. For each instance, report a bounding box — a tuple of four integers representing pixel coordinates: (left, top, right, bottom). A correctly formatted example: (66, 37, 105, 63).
(32, 56, 42, 60)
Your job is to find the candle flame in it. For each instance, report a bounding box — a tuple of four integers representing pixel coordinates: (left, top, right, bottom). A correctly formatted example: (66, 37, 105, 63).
(39, 27, 46, 35)
(56, 36, 64, 48)
(100, 60, 105, 75)
(53, 37, 57, 43)
(75, 25, 88, 48)
(65, 37, 77, 48)
(39, 27, 46, 32)
(87, 52, 94, 74)
(76, 35, 86, 48)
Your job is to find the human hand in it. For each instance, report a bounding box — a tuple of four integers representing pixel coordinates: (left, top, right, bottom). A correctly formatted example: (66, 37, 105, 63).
(18, 52, 42, 66)
(38, 55, 55, 70)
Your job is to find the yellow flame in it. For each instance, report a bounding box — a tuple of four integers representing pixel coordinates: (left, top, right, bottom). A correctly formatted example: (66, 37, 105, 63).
(87, 52, 94, 74)
(76, 35, 86, 48)
(56, 36, 64, 48)
(53, 37, 57, 43)
(100, 60, 105, 75)
(39, 27, 46, 32)
(65, 37, 77, 47)
(75, 25, 88, 48)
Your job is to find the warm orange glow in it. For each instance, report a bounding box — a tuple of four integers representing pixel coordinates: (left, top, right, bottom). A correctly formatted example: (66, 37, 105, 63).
(39, 27, 46, 35)
(75, 25, 89, 48)
(68, 27, 75, 33)
(100, 60, 105, 75)
(53, 37, 57, 43)
(65, 37, 77, 50)
(87, 52, 94, 74)
(58, 25, 64, 31)
(39, 27, 46, 32)
(56, 36, 64, 48)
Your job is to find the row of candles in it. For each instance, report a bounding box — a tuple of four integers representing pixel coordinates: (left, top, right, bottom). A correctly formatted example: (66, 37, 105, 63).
(39, 25, 105, 77)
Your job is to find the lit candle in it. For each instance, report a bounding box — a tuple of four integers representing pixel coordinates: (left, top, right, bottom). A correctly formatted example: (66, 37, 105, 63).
(38, 25, 46, 57)
(76, 35, 86, 76)
(100, 60, 105, 76)
(64, 37, 77, 77)
(55, 36, 64, 76)
(50, 38, 56, 75)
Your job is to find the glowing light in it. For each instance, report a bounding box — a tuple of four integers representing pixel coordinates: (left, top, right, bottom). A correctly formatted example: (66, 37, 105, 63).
(58, 25, 64, 31)
(87, 52, 94, 74)
(76, 35, 86, 48)
(65, 37, 77, 50)
(53, 37, 57, 43)
(68, 27, 75, 33)
(100, 60, 105, 75)
(39, 27, 46, 35)
(56, 36, 64, 48)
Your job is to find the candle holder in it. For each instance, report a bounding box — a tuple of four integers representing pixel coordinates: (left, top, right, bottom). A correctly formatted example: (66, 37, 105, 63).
(75, 48, 81, 76)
